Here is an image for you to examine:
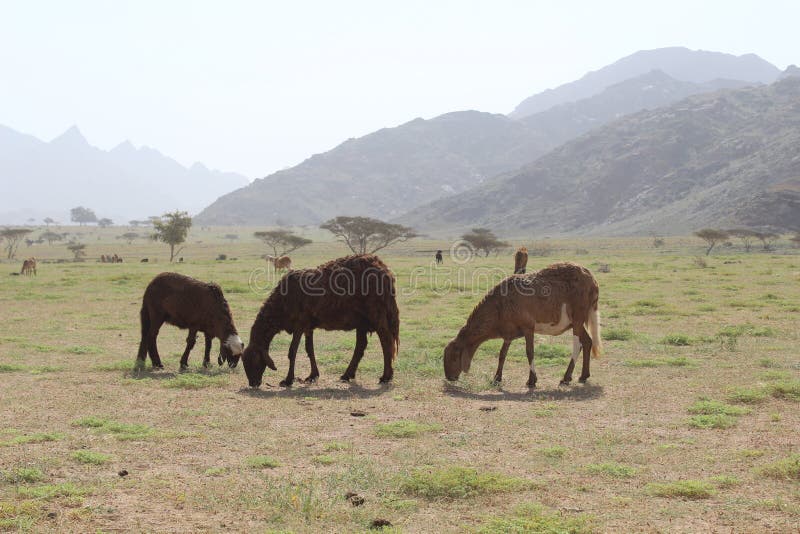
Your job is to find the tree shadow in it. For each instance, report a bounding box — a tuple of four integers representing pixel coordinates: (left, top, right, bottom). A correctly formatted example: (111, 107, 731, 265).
(238, 380, 394, 400)
(443, 381, 604, 402)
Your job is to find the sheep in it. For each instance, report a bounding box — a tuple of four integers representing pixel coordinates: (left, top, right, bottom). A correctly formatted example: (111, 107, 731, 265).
(242, 254, 400, 388)
(514, 246, 528, 274)
(265, 255, 292, 271)
(435, 250, 443, 264)
(20, 258, 37, 276)
(444, 262, 601, 387)
(136, 272, 244, 369)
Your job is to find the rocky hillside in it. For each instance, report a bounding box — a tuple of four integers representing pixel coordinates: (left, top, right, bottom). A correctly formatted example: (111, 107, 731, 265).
(401, 78, 800, 236)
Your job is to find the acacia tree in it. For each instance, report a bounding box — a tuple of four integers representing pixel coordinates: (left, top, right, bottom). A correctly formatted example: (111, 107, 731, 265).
(118, 232, 140, 245)
(97, 218, 114, 228)
(728, 229, 756, 252)
(70, 206, 98, 226)
(753, 231, 779, 251)
(320, 216, 417, 254)
(67, 242, 87, 260)
(460, 228, 509, 257)
(43, 217, 55, 227)
(40, 231, 64, 245)
(224, 234, 239, 243)
(151, 211, 192, 262)
(1, 228, 34, 259)
(694, 229, 729, 256)
(253, 229, 311, 257)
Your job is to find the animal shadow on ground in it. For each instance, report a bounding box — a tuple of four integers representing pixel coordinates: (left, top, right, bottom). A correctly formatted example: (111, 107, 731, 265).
(239, 380, 393, 400)
(123, 368, 179, 381)
(443, 382, 604, 402)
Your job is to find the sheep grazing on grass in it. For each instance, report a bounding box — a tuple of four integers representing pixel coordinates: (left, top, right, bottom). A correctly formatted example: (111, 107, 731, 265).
(444, 262, 601, 387)
(242, 254, 400, 388)
(136, 272, 244, 369)
(265, 255, 292, 271)
(20, 258, 37, 276)
(514, 246, 528, 274)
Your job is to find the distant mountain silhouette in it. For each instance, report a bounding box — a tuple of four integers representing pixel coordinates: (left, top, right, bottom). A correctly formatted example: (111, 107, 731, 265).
(509, 47, 780, 118)
(402, 78, 800, 235)
(0, 125, 249, 224)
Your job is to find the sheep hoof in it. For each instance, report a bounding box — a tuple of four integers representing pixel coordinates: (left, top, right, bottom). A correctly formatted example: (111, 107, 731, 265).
(153, 364, 164, 370)
(302, 375, 319, 384)
(378, 376, 393, 384)
(491, 378, 502, 386)
(179, 363, 189, 370)
(526, 381, 537, 388)
(579, 376, 589, 384)
(339, 374, 353, 382)
(279, 379, 293, 388)
(559, 379, 571, 386)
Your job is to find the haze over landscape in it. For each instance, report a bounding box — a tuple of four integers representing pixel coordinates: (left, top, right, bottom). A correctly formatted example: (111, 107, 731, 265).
(1, 1, 799, 234)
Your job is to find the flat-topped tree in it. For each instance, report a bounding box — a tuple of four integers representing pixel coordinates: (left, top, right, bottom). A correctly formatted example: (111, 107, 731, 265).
(2, 228, 34, 259)
(728, 229, 757, 252)
(461, 228, 509, 257)
(40, 231, 64, 245)
(151, 211, 192, 262)
(97, 218, 114, 228)
(118, 232, 140, 245)
(320, 216, 417, 254)
(253, 229, 311, 257)
(70, 206, 97, 226)
(43, 217, 55, 227)
(694, 229, 729, 256)
(67, 242, 87, 260)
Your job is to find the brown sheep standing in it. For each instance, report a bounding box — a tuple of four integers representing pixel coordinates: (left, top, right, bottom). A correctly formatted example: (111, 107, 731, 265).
(444, 262, 601, 387)
(266, 255, 292, 271)
(242, 254, 400, 388)
(136, 272, 244, 369)
(514, 246, 528, 274)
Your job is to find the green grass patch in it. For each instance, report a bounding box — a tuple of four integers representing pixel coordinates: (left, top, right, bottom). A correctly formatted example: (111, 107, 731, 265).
(0, 433, 64, 447)
(768, 380, 800, 401)
(718, 324, 775, 338)
(323, 441, 351, 452)
(245, 455, 280, 469)
(0, 363, 25, 373)
(728, 387, 768, 404)
(204, 467, 226, 477)
(66, 345, 103, 355)
(0, 501, 42, 531)
(73, 416, 155, 440)
(539, 446, 567, 459)
(400, 466, 531, 499)
(645, 480, 715, 499)
(375, 420, 442, 438)
(16, 482, 89, 501)
(687, 399, 750, 416)
(624, 357, 694, 368)
(603, 327, 634, 341)
(660, 334, 692, 346)
(478, 503, 592, 534)
(585, 462, 636, 478)
(71, 450, 111, 465)
(756, 455, 800, 481)
(710, 475, 740, 488)
(312, 455, 335, 465)
(758, 358, 781, 368)
(2, 467, 45, 484)
(164, 372, 229, 389)
(535, 344, 570, 359)
(688, 414, 737, 429)
(93, 360, 138, 372)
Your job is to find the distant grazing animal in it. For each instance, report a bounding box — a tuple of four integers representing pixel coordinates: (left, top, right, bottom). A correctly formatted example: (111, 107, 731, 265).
(140, 258, 149, 263)
(100, 254, 107, 263)
(136, 272, 244, 369)
(444, 262, 601, 387)
(20, 258, 37, 276)
(178, 257, 184, 263)
(265, 255, 292, 271)
(435, 250, 443, 264)
(514, 246, 528, 274)
(242, 254, 400, 388)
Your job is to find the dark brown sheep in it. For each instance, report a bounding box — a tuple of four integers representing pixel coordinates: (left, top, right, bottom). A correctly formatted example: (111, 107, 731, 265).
(444, 262, 601, 387)
(514, 246, 528, 274)
(242, 254, 400, 388)
(136, 272, 244, 369)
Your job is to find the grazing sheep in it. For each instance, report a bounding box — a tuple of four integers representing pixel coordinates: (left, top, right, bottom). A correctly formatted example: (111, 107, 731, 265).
(265, 255, 292, 271)
(20, 258, 37, 276)
(444, 262, 601, 387)
(242, 254, 400, 388)
(435, 250, 443, 264)
(136, 272, 244, 369)
(514, 246, 528, 274)
(140, 258, 149, 263)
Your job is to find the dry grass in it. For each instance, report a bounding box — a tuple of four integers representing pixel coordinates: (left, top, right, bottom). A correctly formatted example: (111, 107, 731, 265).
(1, 231, 799, 531)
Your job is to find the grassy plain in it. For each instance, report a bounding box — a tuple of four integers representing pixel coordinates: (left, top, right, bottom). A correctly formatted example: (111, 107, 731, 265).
(0, 228, 799, 532)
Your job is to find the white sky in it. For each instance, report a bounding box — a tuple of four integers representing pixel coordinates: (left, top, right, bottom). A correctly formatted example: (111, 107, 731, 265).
(1, 0, 797, 178)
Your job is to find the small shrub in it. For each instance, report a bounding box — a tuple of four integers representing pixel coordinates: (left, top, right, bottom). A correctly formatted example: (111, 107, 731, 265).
(71, 450, 111, 465)
(375, 420, 442, 438)
(478, 503, 592, 534)
(585, 462, 636, 478)
(400, 466, 531, 499)
(245, 456, 280, 469)
(757, 455, 800, 480)
(688, 414, 737, 429)
(646, 480, 715, 499)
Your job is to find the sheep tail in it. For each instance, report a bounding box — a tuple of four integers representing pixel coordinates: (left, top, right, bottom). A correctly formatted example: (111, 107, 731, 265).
(587, 298, 602, 359)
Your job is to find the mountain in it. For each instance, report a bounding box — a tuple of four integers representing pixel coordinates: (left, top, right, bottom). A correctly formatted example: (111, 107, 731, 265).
(195, 111, 551, 226)
(509, 47, 781, 119)
(0, 126, 249, 224)
(197, 68, 759, 227)
(401, 78, 800, 236)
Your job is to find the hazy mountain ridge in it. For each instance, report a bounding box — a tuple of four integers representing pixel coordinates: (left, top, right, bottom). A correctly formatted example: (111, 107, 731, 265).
(401, 77, 800, 236)
(509, 47, 780, 118)
(0, 126, 249, 223)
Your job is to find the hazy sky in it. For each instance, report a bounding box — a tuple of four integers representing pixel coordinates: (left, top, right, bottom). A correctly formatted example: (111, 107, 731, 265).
(1, 0, 798, 178)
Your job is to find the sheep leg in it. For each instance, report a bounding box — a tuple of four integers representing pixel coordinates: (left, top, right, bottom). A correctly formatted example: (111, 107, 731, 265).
(179, 329, 198, 369)
(301, 329, 320, 383)
(492, 340, 512, 384)
(341, 328, 368, 381)
(579, 327, 593, 383)
(377, 327, 394, 384)
(561, 331, 581, 385)
(202, 333, 212, 368)
(147, 318, 165, 369)
(279, 332, 302, 387)
(525, 332, 536, 388)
